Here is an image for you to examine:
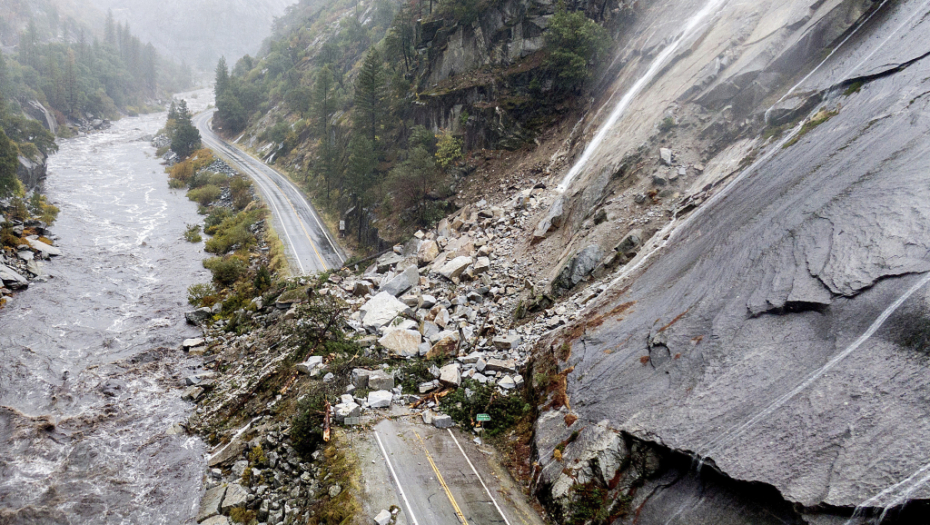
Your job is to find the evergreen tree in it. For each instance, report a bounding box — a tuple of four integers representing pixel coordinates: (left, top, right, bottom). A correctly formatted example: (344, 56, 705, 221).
(388, 146, 441, 224)
(312, 65, 335, 139)
(215, 57, 230, 98)
(64, 49, 77, 116)
(0, 129, 20, 198)
(353, 49, 385, 145)
(105, 10, 116, 46)
(544, 4, 609, 91)
(216, 91, 247, 132)
(0, 51, 8, 102)
(346, 134, 378, 242)
(171, 99, 201, 158)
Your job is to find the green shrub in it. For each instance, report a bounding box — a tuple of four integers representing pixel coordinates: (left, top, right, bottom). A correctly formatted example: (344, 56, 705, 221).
(440, 381, 532, 436)
(204, 210, 263, 254)
(187, 282, 216, 306)
(659, 116, 676, 133)
(253, 265, 272, 292)
(435, 130, 463, 171)
(188, 184, 222, 206)
(204, 256, 247, 286)
(204, 207, 235, 234)
(184, 224, 202, 242)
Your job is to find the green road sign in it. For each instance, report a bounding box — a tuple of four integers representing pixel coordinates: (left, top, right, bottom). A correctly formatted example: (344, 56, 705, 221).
(476, 413, 491, 422)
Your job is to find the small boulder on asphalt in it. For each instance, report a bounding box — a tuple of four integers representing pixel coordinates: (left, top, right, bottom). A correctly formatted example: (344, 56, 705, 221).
(374, 509, 392, 525)
(432, 415, 454, 429)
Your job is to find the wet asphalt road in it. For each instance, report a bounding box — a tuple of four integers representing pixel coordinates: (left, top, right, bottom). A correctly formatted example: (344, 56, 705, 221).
(193, 109, 345, 274)
(372, 418, 546, 525)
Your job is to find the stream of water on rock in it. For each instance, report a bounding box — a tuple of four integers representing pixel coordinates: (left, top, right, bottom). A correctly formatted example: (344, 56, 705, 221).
(0, 99, 212, 524)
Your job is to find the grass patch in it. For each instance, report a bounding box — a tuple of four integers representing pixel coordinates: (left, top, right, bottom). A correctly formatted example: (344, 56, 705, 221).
(783, 108, 839, 149)
(844, 80, 864, 97)
(306, 436, 362, 525)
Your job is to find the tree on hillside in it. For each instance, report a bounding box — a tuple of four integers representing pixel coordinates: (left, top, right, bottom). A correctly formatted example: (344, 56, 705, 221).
(215, 57, 230, 98)
(353, 49, 385, 145)
(215, 57, 248, 132)
(388, 145, 442, 224)
(312, 65, 335, 139)
(0, 51, 8, 100)
(64, 48, 77, 116)
(544, 3, 609, 91)
(0, 129, 21, 199)
(346, 134, 378, 242)
(105, 10, 116, 46)
(171, 99, 201, 158)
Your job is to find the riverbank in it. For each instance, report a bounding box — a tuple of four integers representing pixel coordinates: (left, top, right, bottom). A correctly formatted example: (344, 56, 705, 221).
(0, 109, 211, 525)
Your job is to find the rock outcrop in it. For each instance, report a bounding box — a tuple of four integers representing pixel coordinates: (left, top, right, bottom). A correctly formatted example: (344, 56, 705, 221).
(529, 0, 930, 522)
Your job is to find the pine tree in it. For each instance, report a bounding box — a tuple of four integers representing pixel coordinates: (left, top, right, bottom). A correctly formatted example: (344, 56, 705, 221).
(353, 49, 385, 145)
(215, 57, 230, 99)
(0, 129, 20, 198)
(105, 10, 116, 46)
(171, 99, 201, 158)
(64, 49, 77, 116)
(0, 50, 8, 103)
(312, 65, 335, 139)
(346, 134, 378, 242)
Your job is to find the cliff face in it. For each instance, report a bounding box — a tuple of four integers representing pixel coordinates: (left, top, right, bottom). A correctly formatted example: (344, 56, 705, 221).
(411, 0, 634, 150)
(525, 0, 930, 522)
(16, 154, 48, 191)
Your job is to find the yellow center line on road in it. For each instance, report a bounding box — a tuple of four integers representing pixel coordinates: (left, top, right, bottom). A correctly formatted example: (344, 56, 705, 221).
(197, 113, 329, 272)
(415, 431, 470, 525)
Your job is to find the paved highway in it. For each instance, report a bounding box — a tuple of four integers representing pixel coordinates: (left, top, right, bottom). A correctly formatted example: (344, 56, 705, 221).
(371, 418, 547, 525)
(192, 109, 345, 274)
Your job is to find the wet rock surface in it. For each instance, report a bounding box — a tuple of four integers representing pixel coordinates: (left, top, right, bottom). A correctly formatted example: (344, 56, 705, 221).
(530, 0, 930, 521)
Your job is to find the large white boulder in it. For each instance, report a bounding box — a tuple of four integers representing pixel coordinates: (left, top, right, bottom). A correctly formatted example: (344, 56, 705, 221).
(437, 256, 473, 281)
(360, 292, 410, 331)
(379, 328, 422, 357)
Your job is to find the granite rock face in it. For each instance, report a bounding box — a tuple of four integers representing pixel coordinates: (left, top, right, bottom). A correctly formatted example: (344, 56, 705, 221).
(531, 0, 930, 522)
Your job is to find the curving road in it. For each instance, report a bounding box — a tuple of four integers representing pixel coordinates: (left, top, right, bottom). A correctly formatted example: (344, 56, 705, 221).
(193, 109, 345, 274)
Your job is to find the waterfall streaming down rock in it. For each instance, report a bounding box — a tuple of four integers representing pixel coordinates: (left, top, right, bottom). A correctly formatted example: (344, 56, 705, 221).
(556, 0, 729, 193)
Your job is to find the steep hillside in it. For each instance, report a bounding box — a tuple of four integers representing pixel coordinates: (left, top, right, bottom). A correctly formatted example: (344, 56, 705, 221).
(214, 0, 632, 252)
(196, 0, 930, 523)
